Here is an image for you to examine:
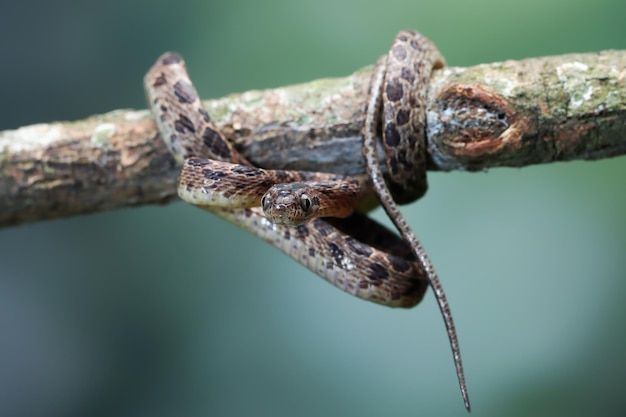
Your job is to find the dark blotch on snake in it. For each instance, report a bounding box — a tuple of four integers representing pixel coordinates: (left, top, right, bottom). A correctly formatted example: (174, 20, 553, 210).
(283, 230, 291, 240)
(161, 53, 182, 65)
(368, 263, 389, 280)
(328, 242, 344, 267)
(198, 108, 211, 122)
(385, 79, 404, 102)
(202, 128, 231, 159)
(384, 122, 401, 146)
(308, 247, 316, 257)
(259, 179, 273, 189)
(187, 158, 212, 167)
(174, 115, 195, 134)
(232, 165, 262, 177)
(152, 73, 167, 87)
(387, 255, 410, 273)
(296, 225, 309, 238)
(203, 170, 227, 181)
(396, 109, 410, 126)
(274, 171, 290, 182)
(173, 80, 198, 104)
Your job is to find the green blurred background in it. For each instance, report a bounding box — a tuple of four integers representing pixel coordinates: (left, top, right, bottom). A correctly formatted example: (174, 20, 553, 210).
(1, 1, 625, 416)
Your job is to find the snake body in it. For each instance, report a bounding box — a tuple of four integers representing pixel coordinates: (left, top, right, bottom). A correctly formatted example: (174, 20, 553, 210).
(145, 52, 428, 308)
(145, 31, 469, 410)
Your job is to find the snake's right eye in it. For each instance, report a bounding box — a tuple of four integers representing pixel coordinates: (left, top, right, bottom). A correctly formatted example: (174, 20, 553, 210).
(261, 196, 269, 211)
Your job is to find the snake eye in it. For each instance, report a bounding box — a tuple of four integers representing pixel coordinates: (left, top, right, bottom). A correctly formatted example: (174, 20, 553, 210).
(300, 194, 312, 212)
(261, 195, 270, 211)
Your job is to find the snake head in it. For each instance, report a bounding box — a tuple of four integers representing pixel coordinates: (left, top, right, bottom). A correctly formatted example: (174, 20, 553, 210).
(262, 183, 321, 226)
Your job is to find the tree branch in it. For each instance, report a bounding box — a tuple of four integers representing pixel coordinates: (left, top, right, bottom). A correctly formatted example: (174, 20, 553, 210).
(1, 50, 624, 228)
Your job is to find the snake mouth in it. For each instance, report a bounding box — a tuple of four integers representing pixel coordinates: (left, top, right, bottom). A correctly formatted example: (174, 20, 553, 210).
(269, 210, 289, 224)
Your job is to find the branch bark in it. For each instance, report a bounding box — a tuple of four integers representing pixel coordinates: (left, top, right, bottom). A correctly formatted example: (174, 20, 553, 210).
(1, 50, 625, 228)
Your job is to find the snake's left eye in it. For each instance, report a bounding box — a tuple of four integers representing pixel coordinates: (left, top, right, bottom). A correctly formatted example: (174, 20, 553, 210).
(300, 194, 312, 212)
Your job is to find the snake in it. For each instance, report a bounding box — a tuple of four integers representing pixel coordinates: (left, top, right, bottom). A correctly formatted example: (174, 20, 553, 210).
(144, 30, 469, 411)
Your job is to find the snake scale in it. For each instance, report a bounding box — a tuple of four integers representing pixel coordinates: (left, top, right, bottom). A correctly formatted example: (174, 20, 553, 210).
(145, 30, 470, 411)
